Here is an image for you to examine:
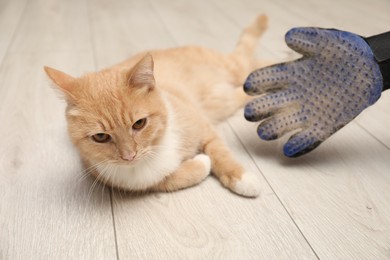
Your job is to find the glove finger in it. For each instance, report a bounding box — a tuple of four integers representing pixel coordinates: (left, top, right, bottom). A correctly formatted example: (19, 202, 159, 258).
(283, 129, 322, 157)
(257, 109, 306, 140)
(285, 27, 326, 56)
(244, 88, 301, 122)
(244, 63, 290, 95)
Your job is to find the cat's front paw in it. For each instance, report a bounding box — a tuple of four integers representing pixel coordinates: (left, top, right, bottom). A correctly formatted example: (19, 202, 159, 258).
(193, 154, 211, 177)
(232, 172, 261, 197)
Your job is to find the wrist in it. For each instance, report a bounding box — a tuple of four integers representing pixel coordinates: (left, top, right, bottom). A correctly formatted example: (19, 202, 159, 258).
(365, 32, 390, 91)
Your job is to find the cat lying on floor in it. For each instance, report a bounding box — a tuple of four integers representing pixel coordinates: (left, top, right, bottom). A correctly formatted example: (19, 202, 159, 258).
(44, 14, 268, 197)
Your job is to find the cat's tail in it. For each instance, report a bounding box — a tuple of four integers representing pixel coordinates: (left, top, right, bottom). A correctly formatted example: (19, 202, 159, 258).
(233, 14, 268, 58)
(230, 14, 268, 82)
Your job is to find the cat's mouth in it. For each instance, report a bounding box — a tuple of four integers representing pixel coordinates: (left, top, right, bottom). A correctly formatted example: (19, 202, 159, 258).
(117, 158, 138, 166)
(115, 149, 151, 166)
(118, 150, 138, 164)
(116, 155, 143, 166)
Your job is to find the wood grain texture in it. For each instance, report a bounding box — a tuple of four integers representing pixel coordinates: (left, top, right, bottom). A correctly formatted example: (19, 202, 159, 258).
(356, 92, 390, 148)
(7, 0, 92, 53)
(1, 0, 390, 259)
(87, 0, 176, 69)
(0, 0, 28, 64)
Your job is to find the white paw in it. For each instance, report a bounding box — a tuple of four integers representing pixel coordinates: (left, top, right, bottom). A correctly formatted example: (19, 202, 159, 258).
(193, 154, 211, 175)
(233, 172, 261, 197)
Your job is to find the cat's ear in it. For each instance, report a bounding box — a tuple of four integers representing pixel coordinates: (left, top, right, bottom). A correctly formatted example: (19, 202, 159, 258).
(44, 66, 77, 101)
(127, 53, 155, 90)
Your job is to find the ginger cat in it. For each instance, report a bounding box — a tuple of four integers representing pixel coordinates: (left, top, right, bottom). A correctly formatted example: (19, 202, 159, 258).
(44, 15, 267, 197)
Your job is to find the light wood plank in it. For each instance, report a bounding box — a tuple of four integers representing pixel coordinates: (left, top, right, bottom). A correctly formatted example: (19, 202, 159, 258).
(0, 0, 28, 64)
(271, 0, 390, 36)
(7, 0, 92, 53)
(87, 0, 177, 69)
(356, 92, 390, 148)
(148, 0, 242, 52)
(209, 0, 300, 61)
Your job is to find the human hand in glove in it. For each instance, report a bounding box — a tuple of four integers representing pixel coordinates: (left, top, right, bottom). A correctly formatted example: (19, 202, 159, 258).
(244, 28, 389, 157)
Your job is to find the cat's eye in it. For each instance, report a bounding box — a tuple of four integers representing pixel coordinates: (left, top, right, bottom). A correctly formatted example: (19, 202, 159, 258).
(132, 118, 147, 130)
(92, 133, 111, 143)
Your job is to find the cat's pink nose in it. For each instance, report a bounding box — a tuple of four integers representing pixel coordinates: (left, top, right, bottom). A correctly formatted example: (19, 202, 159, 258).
(121, 151, 136, 161)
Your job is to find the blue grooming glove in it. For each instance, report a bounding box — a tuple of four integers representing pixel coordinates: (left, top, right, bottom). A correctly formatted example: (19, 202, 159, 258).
(244, 28, 385, 157)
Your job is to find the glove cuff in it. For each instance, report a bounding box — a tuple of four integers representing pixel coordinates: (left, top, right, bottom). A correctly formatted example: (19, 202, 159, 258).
(365, 32, 390, 91)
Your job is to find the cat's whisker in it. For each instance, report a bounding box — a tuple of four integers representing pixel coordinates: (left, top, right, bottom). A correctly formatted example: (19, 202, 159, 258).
(87, 163, 109, 204)
(75, 159, 109, 186)
(75, 159, 108, 178)
(102, 164, 116, 203)
(77, 161, 108, 218)
(142, 152, 174, 175)
(80, 159, 108, 174)
(144, 152, 178, 174)
(75, 167, 100, 186)
(114, 180, 125, 200)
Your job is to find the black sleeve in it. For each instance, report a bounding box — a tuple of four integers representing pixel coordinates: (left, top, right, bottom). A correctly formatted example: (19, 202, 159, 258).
(365, 32, 390, 91)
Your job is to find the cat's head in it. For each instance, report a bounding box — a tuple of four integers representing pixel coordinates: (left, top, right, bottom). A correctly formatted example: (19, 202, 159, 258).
(44, 54, 168, 166)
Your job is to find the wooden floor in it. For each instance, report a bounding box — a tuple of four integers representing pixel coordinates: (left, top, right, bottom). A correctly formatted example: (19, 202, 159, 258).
(1, 0, 390, 259)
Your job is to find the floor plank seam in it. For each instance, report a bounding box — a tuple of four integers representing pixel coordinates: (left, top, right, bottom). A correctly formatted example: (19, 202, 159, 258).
(85, 0, 99, 69)
(147, 0, 180, 45)
(355, 121, 390, 150)
(0, 0, 30, 72)
(272, 0, 316, 25)
(85, 1, 120, 258)
(227, 121, 321, 259)
(110, 189, 120, 260)
(209, 0, 277, 58)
